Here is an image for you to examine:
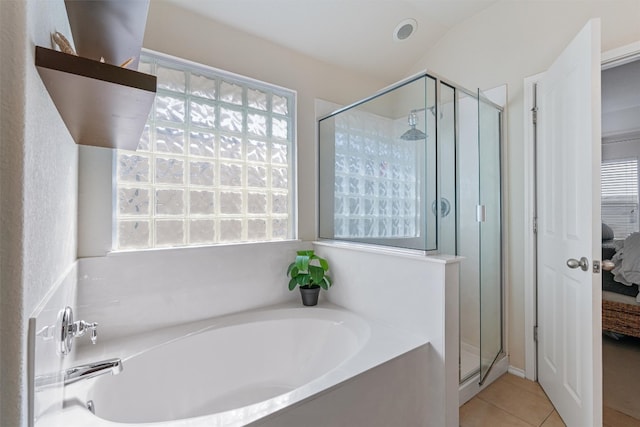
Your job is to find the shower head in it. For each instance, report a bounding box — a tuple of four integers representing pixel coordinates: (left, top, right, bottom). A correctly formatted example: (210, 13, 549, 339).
(400, 111, 427, 141)
(400, 127, 427, 141)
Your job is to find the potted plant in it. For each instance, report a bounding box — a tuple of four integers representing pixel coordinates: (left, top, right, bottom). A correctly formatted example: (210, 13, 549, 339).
(287, 250, 333, 306)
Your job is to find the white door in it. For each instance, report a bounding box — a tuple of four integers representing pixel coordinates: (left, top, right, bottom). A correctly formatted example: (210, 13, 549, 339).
(536, 19, 602, 426)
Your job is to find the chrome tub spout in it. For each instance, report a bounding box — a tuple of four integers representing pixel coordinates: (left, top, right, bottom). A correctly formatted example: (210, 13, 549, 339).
(65, 358, 123, 386)
(35, 358, 123, 389)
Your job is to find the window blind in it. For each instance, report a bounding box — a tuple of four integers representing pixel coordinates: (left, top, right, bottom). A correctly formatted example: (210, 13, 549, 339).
(601, 158, 639, 239)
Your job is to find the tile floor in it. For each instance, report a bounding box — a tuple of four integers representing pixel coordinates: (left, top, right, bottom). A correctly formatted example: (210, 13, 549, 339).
(603, 334, 640, 420)
(460, 373, 640, 427)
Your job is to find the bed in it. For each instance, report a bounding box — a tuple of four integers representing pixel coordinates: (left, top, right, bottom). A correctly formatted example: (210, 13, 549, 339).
(602, 227, 640, 338)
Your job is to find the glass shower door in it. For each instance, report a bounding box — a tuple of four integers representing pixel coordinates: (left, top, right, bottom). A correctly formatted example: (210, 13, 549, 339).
(478, 90, 503, 384)
(457, 90, 481, 383)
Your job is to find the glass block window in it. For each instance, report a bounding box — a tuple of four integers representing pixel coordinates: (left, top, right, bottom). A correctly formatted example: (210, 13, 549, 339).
(115, 52, 296, 250)
(333, 110, 418, 238)
(601, 158, 639, 239)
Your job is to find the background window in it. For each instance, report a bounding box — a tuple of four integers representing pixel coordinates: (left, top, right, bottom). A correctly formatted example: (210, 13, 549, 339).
(115, 52, 296, 250)
(601, 158, 639, 239)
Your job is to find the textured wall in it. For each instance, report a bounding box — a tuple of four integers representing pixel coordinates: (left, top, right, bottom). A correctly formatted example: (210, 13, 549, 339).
(0, 0, 78, 426)
(0, 2, 28, 425)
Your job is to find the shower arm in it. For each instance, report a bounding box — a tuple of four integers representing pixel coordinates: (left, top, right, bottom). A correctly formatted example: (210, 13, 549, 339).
(414, 105, 443, 125)
(408, 106, 436, 116)
(405, 107, 436, 127)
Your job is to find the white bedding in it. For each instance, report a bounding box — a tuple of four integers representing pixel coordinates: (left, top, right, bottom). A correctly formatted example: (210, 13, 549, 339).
(611, 232, 640, 302)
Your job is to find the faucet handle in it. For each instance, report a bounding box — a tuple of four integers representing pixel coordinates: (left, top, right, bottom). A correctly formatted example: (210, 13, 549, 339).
(89, 322, 98, 344)
(75, 320, 99, 344)
(56, 307, 100, 356)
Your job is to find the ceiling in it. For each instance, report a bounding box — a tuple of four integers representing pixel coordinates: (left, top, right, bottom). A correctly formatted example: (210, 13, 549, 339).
(164, 0, 498, 82)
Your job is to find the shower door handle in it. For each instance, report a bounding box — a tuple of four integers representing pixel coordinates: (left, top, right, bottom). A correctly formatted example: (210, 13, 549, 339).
(476, 205, 486, 222)
(566, 257, 589, 272)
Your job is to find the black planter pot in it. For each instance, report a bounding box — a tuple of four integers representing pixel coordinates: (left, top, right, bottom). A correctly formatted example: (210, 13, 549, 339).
(299, 285, 321, 306)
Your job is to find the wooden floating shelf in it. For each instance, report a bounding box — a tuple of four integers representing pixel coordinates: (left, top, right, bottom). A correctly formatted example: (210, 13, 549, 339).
(35, 46, 157, 151)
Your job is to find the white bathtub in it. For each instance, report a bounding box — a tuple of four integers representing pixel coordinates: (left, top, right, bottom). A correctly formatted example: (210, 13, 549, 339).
(41, 304, 427, 427)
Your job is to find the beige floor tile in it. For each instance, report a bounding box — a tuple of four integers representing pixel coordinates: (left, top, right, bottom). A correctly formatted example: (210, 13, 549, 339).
(604, 405, 640, 427)
(478, 375, 554, 426)
(541, 410, 566, 427)
(462, 372, 640, 427)
(460, 397, 534, 427)
(498, 373, 548, 399)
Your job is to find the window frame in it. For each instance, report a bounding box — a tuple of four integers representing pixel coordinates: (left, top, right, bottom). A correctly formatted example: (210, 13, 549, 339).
(601, 156, 639, 239)
(112, 49, 298, 251)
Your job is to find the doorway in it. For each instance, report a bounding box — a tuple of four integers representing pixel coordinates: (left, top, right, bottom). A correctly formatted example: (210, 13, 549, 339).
(600, 56, 640, 421)
(523, 39, 640, 426)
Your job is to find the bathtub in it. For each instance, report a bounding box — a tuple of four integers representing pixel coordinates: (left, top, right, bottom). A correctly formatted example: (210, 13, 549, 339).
(39, 303, 427, 427)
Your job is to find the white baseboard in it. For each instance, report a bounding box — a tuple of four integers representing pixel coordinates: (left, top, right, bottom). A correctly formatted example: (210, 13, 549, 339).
(508, 365, 526, 378)
(459, 355, 509, 406)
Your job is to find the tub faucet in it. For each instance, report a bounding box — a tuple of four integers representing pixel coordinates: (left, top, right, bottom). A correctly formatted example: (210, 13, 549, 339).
(35, 358, 123, 389)
(64, 358, 123, 386)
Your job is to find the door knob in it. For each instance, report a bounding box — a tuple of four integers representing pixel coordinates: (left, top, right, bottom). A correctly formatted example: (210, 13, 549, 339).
(566, 257, 589, 271)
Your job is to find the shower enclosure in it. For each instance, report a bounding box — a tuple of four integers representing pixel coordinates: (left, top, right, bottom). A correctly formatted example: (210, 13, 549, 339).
(318, 72, 503, 386)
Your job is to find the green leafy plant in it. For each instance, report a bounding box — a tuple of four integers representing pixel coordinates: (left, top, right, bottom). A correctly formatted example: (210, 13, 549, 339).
(287, 250, 333, 290)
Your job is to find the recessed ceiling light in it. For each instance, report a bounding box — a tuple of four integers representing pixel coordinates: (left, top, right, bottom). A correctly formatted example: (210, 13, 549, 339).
(393, 18, 417, 42)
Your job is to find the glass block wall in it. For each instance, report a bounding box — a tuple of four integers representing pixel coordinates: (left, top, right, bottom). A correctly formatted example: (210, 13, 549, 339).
(333, 110, 418, 238)
(319, 74, 435, 251)
(115, 53, 295, 250)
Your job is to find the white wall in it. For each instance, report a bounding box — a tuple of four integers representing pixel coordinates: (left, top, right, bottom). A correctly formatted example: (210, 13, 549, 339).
(75, 241, 306, 345)
(314, 242, 461, 426)
(0, 1, 78, 426)
(408, 0, 640, 371)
